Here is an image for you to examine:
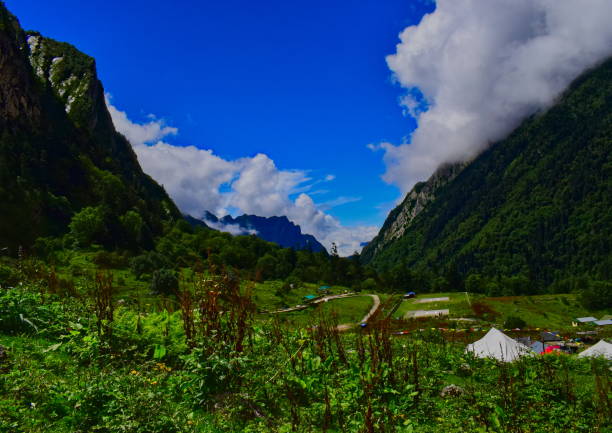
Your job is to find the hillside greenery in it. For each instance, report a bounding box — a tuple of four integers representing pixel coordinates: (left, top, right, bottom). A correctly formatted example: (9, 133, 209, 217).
(365, 58, 612, 300)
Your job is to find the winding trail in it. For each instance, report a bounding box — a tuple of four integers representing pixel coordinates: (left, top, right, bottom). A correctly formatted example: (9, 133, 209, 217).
(336, 294, 380, 332)
(266, 293, 357, 314)
(265, 293, 381, 332)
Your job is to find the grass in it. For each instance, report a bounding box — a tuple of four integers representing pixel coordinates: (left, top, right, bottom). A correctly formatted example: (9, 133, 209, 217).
(251, 280, 353, 311)
(392, 292, 612, 331)
(394, 292, 475, 319)
(483, 294, 610, 329)
(270, 295, 374, 327)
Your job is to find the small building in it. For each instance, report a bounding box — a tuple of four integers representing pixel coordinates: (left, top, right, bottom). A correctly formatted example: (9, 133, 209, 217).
(593, 319, 612, 326)
(576, 317, 598, 323)
(318, 285, 331, 292)
(403, 291, 416, 299)
(303, 295, 317, 302)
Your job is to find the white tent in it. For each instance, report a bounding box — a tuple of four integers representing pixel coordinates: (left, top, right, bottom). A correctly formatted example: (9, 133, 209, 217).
(578, 340, 612, 360)
(466, 328, 533, 362)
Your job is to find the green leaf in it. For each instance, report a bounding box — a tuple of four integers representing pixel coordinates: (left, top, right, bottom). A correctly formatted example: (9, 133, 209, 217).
(153, 344, 167, 360)
(43, 342, 62, 353)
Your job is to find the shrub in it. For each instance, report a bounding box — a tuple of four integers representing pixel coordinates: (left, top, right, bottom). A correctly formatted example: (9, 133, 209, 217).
(0, 264, 20, 288)
(0, 288, 71, 335)
(150, 269, 178, 296)
(503, 316, 526, 329)
(69, 206, 105, 247)
(130, 252, 170, 278)
(93, 251, 128, 269)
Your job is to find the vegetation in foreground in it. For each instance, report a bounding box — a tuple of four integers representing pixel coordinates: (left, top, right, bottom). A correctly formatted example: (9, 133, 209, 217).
(0, 261, 610, 433)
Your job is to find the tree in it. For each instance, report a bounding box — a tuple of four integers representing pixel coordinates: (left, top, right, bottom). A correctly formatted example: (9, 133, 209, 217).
(120, 210, 143, 248)
(255, 253, 278, 280)
(69, 206, 104, 246)
(579, 280, 612, 310)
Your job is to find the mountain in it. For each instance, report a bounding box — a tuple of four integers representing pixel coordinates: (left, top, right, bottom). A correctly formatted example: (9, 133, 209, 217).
(200, 212, 327, 253)
(0, 3, 180, 251)
(361, 162, 466, 261)
(363, 58, 612, 290)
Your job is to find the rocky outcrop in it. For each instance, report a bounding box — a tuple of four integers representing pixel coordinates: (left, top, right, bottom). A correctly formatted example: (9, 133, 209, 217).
(0, 7, 42, 129)
(361, 162, 466, 262)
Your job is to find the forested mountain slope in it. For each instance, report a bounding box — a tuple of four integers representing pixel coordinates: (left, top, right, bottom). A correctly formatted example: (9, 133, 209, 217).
(0, 3, 180, 252)
(364, 58, 612, 291)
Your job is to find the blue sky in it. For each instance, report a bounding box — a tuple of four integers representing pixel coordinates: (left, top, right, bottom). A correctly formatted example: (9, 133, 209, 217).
(8, 0, 433, 230)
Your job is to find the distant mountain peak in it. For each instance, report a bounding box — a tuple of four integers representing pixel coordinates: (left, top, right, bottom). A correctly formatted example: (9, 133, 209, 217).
(196, 212, 326, 253)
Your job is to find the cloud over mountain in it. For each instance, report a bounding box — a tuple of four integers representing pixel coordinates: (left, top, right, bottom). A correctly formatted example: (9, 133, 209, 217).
(106, 96, 377, 255)
(382, 0, 612, 193)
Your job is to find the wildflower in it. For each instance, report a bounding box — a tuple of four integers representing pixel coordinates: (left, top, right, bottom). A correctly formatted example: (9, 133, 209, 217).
(150, 380, 158, 385)
(130, 370, 139, 376)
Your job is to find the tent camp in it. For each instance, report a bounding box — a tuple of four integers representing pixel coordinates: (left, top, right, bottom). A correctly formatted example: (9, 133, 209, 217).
(577, 340, 612, 360)
(466, 328, 533, 362)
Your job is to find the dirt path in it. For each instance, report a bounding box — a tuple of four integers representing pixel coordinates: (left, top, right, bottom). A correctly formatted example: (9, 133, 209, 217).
(266, 293, 381, 332)
(336, 294, 380, 331)
(266, 293, 357, 314)
(361, 294, 381, 323)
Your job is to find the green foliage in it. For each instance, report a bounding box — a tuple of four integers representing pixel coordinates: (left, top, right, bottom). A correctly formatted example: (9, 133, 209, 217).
(0, 263, 20, 288)
(579, 280, 612, 310)
(120, 210, 144, 247)
(0, 264, 610, 432)
(150, 269, 178, 296)
(68, 206, 105, 247)
(503, 316, 527, 329)
(130, 251, 170, 279)
(0, 287, 75, 336)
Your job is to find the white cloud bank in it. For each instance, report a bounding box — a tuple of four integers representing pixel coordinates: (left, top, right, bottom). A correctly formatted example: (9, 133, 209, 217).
(383, 0, 612, 193)
(106, 96, 377, 256)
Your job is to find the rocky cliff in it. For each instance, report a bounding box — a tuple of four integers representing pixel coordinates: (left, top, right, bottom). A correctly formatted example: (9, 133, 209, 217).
(361, 162, 466, 262)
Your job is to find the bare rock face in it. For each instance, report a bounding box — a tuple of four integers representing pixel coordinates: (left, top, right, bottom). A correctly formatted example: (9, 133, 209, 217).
(0, 9, 42, 130)
(384, 163, 467, 242)
(361, 162, 467, 262)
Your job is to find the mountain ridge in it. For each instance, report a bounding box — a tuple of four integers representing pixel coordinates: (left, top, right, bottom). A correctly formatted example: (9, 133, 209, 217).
(199, 212, 327, 253)
(363, 57, 612, 291)
(0, 3, 180, 251)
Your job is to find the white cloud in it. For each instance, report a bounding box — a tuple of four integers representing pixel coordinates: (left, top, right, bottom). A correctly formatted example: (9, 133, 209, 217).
(203, 218, 257, 236)
(383, 0, 612, 193)
(106, 94, 178, 145)
(107, 100, 376, 255)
